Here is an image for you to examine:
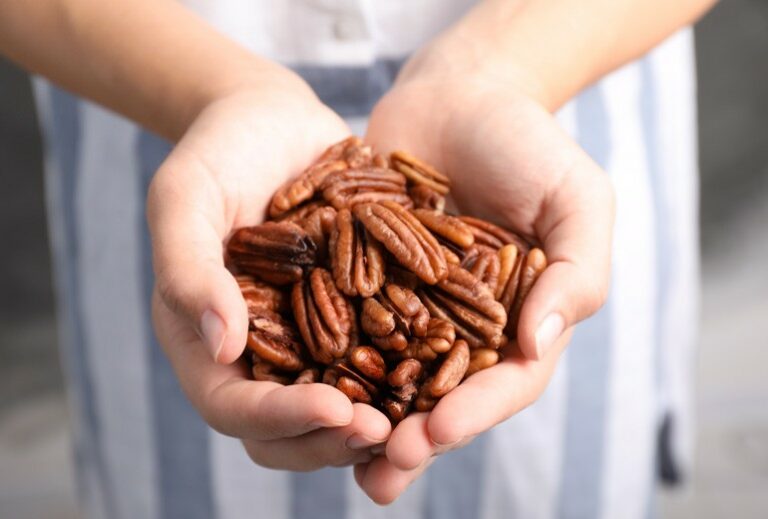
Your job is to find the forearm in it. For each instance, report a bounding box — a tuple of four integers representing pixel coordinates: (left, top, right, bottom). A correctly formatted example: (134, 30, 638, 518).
(420, 0, 716, 110)
(0, 0, 309, 140)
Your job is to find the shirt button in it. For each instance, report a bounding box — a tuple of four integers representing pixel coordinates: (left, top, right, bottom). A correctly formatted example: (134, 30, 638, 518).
(333, 13, 366, 41)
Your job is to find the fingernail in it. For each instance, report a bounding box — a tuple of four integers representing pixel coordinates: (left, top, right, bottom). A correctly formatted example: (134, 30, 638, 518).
(200, 310, 226, 362)
(346, 434, 384, 450)
(370, 444, 387, 456)
(432, 437, 462, 448)
(535, 313, 564, 359)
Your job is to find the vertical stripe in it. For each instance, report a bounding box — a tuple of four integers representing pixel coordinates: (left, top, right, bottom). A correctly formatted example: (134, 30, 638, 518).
(557, 83, 613, 519)
(291, 58, 404, 118)
(290, 467, 348, 519)
(640, 56, 667, 418)
(599, 63, 657, 519)
(642, 29, 700, 482)
(76, 102, 158, 519)
(346, 459, 428, 519)
(40, 85, 114, 519)
(423, 435, 487, 519)
(639, 56, 667, 519)
(476, 355, 568, 519)
(209, 431, 290, 519)
(138, 130, 216, 519)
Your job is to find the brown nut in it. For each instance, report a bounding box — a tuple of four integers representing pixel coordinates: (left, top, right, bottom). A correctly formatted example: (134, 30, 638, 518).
(228, 221, 317, 284)
(495, 244, 520, 300)
(361, 283, 429, 352)
(292, 268, 355, 364)
(466, 348, 500, 377)
(246, 310, 304, 372)
(330, 208, 385, 297)
(412, 209, 475, 249)
(459, 216, 532, 253)
(336, 376, 373, 404)
(321, 167, 411, 210)
(391, 150, 450, 195)
(387, 359, 423, 387)
(419, 264, 507, 349)
(349, 346, 387, 383)
(507, 248, 547, 336)
(354, 201, 447, 284)
(462, 248, 501, 295)
(430, 339, 470, 397)
(414, 377, 439, 412)
(408, 184, 445, 212)
(269, 160, 347, 218)
(236, 275, 289, 316)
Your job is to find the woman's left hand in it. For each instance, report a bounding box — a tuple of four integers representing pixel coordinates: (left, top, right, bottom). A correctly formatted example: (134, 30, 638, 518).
(354, 54, 615, 504)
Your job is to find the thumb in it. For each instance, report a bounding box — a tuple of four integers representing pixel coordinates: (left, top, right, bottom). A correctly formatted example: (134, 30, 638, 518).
(517, 165, 615, 361)
(147, 161, 248, 364)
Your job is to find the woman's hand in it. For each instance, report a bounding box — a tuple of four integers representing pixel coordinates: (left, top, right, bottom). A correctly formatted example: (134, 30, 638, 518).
(355, 64, 615, 502)
(148, 83, 392, 471)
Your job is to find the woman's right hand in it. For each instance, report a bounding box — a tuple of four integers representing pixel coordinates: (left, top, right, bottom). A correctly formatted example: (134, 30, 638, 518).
(148, 80, 392, 471)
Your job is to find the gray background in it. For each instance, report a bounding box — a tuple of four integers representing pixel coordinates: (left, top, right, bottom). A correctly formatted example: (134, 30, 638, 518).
(1, 1, 766, 517)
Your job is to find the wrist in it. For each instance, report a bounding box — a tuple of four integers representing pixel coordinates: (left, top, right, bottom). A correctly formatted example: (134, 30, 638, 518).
(179, 62, 317, 139)
(395, 30, 552, 112)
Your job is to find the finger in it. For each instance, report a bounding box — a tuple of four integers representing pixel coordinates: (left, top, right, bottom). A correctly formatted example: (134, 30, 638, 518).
(383, 413, 433, 471)
(147, 154, 247, 364)
(355, 455, 436, 505)
(153, 292, 354, 440)
(426, 334, 569, 446)
(521, 163, 615, 360)
(243, 403, 391, 471)
(386, 411, 476, 471)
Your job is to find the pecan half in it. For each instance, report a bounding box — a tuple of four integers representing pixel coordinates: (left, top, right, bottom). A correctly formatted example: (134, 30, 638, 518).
(228, 221, 317, 284)
(294, 205, 337, 262)
(459, 216, 532, 253)
(268, 137, 367, 218)
(237, 275, 289, 315)
(361, 283, 429, 351)
(461, 248, 501, 295)
(336, 376, 373, 404)
(388, 318, 455, 362)
(391, 150, 450, 195)
(354, 201, 448, 284)
(506, 248, 547, 336)
(409, 184, 445, 212)
(348, 346, 387, 383)
(292, 268, 355, 364)
(382, 359, 423, 422)
(329, 208, 385, 297)
(466, 348, 500, 377)
(414, 376, 439, 412)
(495, 244, 519, 300)
(269, 160, 347, 218)
(412, 209, 475, 249)
(246, 309, 304, 372)
(429, 339, 470, 397)
(420, 264, 507, 349)
(321, 167, 411, 210)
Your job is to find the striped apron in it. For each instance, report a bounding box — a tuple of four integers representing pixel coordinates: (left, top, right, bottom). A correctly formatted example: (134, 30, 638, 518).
(33, 1, 700, 518)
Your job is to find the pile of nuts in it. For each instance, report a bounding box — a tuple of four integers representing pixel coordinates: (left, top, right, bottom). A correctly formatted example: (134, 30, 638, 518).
(226, 137, 546, 422)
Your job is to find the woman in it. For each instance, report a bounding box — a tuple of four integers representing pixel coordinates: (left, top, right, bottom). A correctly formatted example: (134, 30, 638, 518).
(0, 0, 710, 517)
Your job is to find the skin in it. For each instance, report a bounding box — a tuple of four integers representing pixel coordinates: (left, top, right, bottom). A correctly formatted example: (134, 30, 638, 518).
(0, 0, 715, 502)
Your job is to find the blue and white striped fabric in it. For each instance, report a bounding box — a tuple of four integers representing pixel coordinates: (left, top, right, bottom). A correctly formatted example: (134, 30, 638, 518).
(33, 1, 699, 518)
